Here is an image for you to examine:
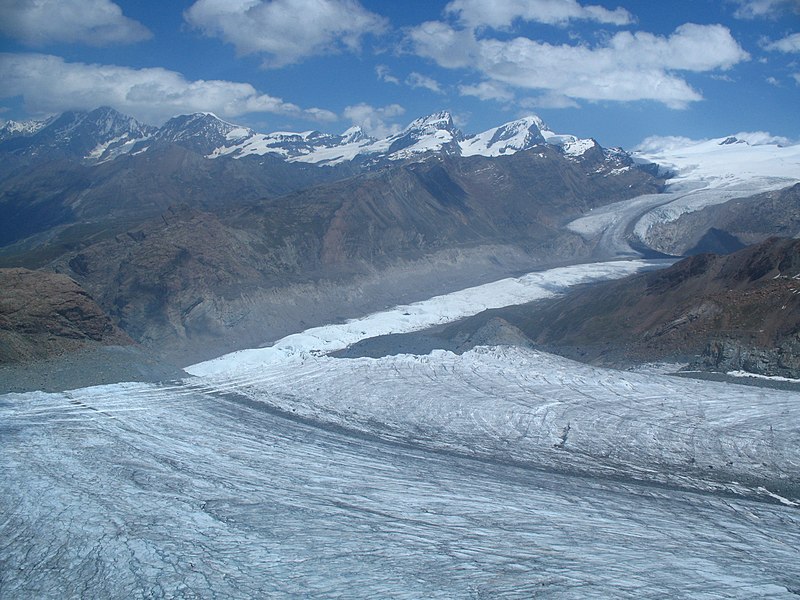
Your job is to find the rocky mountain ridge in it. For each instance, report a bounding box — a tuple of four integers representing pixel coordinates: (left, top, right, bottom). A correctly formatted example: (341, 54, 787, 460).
(0, 107, 156, 165)
(1, 106, 625, 170)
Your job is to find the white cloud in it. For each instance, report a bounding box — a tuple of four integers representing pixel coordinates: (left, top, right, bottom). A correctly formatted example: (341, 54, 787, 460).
(343, 103, 405, 138)
(731, 0, 799, 18)
(445, 0, 633, 29)
(794, 72, 800, 85)
(636, 131, 794, 152)
(184, 0, 386, 68)
(406, 72, 444, 94)
(376, 64, 400, 85)
(0, 0, 151, 46)
(764, 32, 800, 53)
(519, 92, 579, 109)
(635, 135, 700, 153)
(766, 76, 780, 85)
(734, 131, 793, 145)
(608, 25, 748, 71)
(410, 22, 749, 108)
(459, 81, 514, 101)
(0, 53, 334, 125)
(304, 107, 338, 122)
(408, 21, 477, 69)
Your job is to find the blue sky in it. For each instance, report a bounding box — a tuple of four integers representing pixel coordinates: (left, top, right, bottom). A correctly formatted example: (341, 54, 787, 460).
(0, 0, 798, 148)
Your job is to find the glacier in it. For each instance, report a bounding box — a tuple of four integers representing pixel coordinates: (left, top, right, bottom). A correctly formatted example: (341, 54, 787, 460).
(568, 135, 800, 257)
(2, 259, 799, 598)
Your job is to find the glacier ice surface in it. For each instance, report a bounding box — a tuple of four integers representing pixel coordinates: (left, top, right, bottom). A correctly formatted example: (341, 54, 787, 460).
(2, 260, 799, 598)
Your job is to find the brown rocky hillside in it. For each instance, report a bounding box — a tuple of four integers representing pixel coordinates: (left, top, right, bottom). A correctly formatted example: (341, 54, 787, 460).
(0, 268, 132, 363)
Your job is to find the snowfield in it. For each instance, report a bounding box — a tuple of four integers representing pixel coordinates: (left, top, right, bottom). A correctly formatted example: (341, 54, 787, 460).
(2, 260, 800, 598)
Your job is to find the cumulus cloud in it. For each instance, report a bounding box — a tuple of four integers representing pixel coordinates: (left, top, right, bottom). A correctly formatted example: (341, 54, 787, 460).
(184, 0, 387, 68)
(764, 32, 800, 53)
(0, 53, 334, 125)
(408, 21, 477, 69)
(343, 103, 405, 138)
(0, 0, 151, 46)
(794, 73, 800, 85)
(406, 72, 444, 94)
(304, 107, 338, 122)
(409, 22, 749, 108)
(445, 0, 633, 29)
(731, 0, 800, 19)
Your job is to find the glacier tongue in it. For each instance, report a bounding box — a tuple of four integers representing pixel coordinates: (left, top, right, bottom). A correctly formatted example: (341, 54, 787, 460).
(187, 256, 800, 499)
(204, 344, 800, 500)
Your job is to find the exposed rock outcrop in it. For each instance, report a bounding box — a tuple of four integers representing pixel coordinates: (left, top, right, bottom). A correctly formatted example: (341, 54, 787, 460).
(698, 335, 800, 379)
(0, 268, 131, 363)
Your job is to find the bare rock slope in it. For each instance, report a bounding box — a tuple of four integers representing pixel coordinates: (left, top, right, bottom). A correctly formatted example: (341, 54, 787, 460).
(0, 268, 132, 362)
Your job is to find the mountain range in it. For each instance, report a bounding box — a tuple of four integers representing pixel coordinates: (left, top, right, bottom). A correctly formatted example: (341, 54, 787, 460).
(0, 106, 622, 167)
(1, 105, 799, 375)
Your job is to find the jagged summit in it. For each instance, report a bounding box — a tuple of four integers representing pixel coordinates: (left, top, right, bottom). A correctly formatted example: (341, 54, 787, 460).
(0, 117, 53, 141)
(0, 106, 625, 168)
(340, 125, 369, 145)
(152, 112, 254, 155)
(0, 106, 154, 163)
(403, 110, 459, 134)
(372, 110, 464, 160)
(460, 116, 546, 157)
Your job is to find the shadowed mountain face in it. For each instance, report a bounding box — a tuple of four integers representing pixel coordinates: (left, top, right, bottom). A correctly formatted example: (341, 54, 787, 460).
(0, 145, 353, 248)
(445, 237, 800, 376)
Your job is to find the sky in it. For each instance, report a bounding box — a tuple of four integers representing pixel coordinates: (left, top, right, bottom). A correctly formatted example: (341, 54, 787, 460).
(0, 0, 798, 149)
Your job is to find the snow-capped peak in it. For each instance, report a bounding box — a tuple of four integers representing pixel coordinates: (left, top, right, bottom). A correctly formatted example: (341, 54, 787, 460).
(633, 133, 800, 188)
(364, 111, 463, 160)
(5, 106, 631, 169)
(0, 106, 154, 163)
(158, 112, 252, 140)
(460, 116, 546, 157)
(402, 111, 458, 135)
(0, 116, 53, 141)
(154, 112, 255, 155)
(200, 110, 611, 166)
(340, 125, 369, 145)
